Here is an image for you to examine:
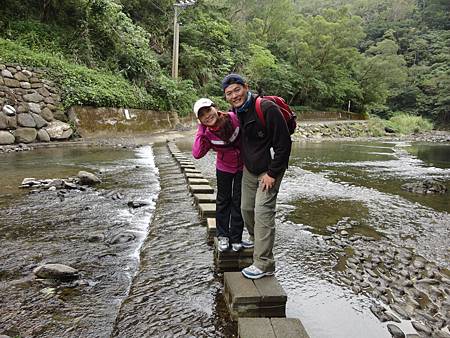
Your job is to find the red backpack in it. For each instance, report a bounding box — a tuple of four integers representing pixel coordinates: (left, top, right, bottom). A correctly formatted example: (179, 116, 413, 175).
(255, 96, 297, 134)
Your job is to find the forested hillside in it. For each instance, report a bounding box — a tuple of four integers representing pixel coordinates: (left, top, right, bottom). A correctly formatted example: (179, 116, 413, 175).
(0, 0, 448, 122)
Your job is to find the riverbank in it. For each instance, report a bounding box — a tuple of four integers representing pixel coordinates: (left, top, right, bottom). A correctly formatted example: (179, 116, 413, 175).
(1, 121, 449, 155)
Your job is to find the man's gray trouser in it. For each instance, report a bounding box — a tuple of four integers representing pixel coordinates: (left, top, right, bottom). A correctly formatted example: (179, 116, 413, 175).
(241, 166, 285, 272)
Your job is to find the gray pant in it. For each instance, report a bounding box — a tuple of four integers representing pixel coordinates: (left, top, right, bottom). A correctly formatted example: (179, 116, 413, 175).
(241, 166, 285, 272)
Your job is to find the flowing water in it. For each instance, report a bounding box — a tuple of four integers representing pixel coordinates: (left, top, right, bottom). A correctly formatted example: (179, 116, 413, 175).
(0, 139, 449, 338)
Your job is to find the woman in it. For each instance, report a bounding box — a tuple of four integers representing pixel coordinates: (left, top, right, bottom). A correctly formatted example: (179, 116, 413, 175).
(192, 98, 243, 252)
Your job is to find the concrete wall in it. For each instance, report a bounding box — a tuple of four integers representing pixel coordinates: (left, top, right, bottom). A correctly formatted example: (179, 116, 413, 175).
(70, 106, 196, 137)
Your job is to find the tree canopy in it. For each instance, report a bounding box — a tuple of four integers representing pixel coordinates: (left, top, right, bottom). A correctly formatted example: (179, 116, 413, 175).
(0, 0, 448, 122)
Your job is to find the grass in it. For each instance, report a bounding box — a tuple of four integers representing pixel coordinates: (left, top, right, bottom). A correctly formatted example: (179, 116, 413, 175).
(367, 113, 434, 136)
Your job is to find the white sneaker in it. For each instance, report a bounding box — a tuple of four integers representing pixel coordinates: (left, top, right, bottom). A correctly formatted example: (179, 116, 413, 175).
(242, 265, 274, 279)
(231, 243, 242, 252)
(218, 237, 229, 252)
(241, 239, 254, 249)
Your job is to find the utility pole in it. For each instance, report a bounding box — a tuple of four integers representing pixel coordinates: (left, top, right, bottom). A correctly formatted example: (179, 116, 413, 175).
(171, 0, 196, 79)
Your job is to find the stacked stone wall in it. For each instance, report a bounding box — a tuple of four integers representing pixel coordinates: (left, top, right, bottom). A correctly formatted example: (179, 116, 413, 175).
(0, 63, 73, 145)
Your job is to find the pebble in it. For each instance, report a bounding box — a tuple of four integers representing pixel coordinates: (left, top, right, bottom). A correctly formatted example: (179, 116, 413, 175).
(387, 324, 406, 338)
(411, 321, 432, 336)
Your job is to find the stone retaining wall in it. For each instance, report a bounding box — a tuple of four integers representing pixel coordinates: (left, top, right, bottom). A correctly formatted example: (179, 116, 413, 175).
(0, 63, 73, 144)
(294, 121, 371, 140)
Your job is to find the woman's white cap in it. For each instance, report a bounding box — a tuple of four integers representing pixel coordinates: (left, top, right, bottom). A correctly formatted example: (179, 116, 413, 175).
(193, 98, 214, 117)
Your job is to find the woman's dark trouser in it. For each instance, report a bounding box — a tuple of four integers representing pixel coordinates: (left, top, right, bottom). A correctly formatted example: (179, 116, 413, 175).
(216, 169, 244, 243)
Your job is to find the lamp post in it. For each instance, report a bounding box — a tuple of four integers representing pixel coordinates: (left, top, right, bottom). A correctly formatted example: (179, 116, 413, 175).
(172, 0, 196, 79)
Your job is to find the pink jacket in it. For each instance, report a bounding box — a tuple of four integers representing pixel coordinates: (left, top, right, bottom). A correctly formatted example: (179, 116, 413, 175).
(192, 112, 243, 173)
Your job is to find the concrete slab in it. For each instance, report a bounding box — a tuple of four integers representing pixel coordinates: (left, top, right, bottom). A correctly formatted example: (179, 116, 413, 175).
(194, 193, 216, 204)
(254, 277, 287, 304)
(179, 161, 194, 166)
(189, 185, 214, 194)
(271, 318, 310, 338)
(225, 272, 260, 305)
(185, 173, 204, 179)
(238, 318, 276, 338)
(184, 168, 201, 174)
(181, 164, 197, 171)
(207, 218, 216, 236)
(224, 272, 287, 320)
(198, 203, 216, 218)
(188, 178, 210, 185)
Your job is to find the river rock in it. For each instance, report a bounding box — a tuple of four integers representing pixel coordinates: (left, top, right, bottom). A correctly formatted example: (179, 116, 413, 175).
(37, 129, 50, 142)
(2, 104, 16, 116)
(0, 130, 15, 144)
(28, 102, 41, 114)
(17, 113, 36, 128)
(33, 263, 78, 281)
(127, 201, 149, 208)
(1, 69, 13, 78)
(23, 92, 44, 103)
(31, 112, 48, 128)
(387, 324, 405, 338)
(78, 171, 101, 185)
(108, 232, 136, 244)
(40, 107, 53, 121)
(44, 120, 73, 140)
(411, 321, 432, 336)
(401, 179, 447, 194)
(14, 127, 37, 143)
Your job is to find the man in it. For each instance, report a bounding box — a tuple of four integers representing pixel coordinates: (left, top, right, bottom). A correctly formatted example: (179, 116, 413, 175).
(222, 74, 292, 279)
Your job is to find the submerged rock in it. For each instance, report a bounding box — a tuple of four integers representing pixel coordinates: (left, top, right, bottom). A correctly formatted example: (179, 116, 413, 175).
(401, 179, 447, 194)
(33, 263, 79, 281)
(78, 171, 101, 186)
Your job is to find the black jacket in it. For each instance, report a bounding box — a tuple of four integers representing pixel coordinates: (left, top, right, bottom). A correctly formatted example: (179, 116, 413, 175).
(235, 95, 292, 178)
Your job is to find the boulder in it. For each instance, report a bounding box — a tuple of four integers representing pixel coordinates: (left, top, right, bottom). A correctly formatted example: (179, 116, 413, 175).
(20, 82, 31, 89)
(17, 113, 37, 128)
(33, 263, 79, 281)
(37, 87, 51, 97)
(28, 102, 41, 114)
(37, 129, 50, 142)
(31, 113, 48, 128)
(23, 92, 44, 103)
(14, 127, 37, 143)
(1, 69, 13, 78)
(0, 130, 15, 144)
(44, 120, 73, 140)
(14, 71, 29, 82)
(2, 104, 16, 116)
(4, 78, 20, 87)
(0, 112, 17, 129)
(78, 171, 101, 185)
(40, 107, 54, 121)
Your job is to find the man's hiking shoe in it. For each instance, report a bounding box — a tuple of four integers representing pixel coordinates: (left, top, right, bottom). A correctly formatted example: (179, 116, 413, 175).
(241, 239, 254, 249)
(241, 265, 274, 279)
(231, 242, 242, 252)
(217, 237, 229, 252)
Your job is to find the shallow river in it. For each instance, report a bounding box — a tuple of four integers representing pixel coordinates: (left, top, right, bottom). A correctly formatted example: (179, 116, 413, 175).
(0, 139, 449, 338)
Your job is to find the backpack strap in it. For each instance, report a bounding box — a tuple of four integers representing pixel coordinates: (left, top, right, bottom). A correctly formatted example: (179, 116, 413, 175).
(255, 97, 266, 128)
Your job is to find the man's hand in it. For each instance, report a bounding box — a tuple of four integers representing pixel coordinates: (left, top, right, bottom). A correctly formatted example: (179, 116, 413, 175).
(260, 173, 275, 192)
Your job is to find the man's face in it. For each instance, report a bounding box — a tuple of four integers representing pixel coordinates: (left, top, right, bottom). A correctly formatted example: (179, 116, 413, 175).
(224, 83, 249, 109)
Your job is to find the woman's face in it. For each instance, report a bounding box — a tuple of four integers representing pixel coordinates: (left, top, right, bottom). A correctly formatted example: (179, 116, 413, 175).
(198, 106, 219, 127)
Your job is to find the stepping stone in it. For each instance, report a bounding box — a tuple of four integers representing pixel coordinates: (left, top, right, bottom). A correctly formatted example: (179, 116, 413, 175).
(238, 318, 310, 338)
(184, 168, 201, 174)
(188, 178, 209, 185)
(207, 218, 216, 236)
(179, 161, 194, 166)
(214, 237, 253, 272)
(185, 172, 204, 179)
(224, 272, 287, 320)
(198, 203, 216, 218)
(181, 164, 197, 171)
(193, 193, 216, 204)
(189, 185, 214, 194)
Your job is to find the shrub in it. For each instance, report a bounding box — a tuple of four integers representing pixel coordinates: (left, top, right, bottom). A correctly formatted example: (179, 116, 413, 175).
(386, 113, 434, 134)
